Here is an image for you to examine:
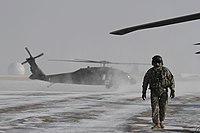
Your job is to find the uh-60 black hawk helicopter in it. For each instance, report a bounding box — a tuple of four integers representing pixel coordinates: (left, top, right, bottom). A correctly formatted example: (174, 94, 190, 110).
(22, 47, 149, 88)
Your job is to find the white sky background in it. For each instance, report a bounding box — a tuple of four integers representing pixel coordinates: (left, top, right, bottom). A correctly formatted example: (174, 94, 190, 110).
(1, 0, 200, 75)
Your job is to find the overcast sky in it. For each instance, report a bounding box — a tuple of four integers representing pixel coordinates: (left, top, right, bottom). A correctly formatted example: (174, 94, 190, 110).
(1, 0, 200, 76)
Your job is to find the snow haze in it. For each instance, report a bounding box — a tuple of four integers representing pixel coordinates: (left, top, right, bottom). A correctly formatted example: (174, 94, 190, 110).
(0, 77, 199, 132)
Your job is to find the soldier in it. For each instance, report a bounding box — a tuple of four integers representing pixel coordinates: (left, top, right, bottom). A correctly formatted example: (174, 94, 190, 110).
(142, 55, 175, 129)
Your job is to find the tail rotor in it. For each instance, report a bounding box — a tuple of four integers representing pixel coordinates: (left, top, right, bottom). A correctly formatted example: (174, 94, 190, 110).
(22, 47, 44, 65)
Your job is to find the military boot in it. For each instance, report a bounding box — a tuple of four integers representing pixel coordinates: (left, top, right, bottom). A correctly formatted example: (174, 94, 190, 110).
(160, 123, 164, 129)
(151, 123, 161, 130)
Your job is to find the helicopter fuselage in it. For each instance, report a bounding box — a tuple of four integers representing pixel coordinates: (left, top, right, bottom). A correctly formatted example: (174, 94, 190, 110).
(45, 67, 136, 87)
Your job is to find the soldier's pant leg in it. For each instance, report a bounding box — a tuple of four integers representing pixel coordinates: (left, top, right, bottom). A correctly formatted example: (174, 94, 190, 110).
(159, 92, 168, 122)
(151, 93, 160, 124)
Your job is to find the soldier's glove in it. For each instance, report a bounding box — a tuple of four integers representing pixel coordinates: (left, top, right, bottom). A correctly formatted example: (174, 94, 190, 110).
(142, 92, 146, 100)
(170, 89, 175, 99)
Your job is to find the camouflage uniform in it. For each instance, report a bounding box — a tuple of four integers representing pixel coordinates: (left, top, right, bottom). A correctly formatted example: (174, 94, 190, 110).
(142, 66, 175, 124)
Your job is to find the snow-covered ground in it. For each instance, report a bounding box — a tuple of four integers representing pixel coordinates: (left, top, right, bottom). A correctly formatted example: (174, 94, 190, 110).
(0, 77, 199, 133)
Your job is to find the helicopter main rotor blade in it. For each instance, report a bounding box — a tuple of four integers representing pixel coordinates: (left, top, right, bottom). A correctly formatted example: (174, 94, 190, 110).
(48, 59, 101, 64)
(108, 62, 150, 65)
(72, 59, 150, 65)
(48, 59, 150, 65)
(195, 51, 200, 54)
(75, 59, 104, 64)
(110, 12, 200, 35)
(48, 59, 111, 65)
(74, 59, 111, 64)
(194, 43, 200, 45)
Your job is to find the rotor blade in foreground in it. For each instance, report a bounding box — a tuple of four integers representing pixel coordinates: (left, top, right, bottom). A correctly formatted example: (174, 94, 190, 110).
(194, 43, 200, 45)
(110, 12, 200, 35)
(195, 51, 200, 54)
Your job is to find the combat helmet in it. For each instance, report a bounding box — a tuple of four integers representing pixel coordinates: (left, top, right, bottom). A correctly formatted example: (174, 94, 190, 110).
(152, 55, 163, 66)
